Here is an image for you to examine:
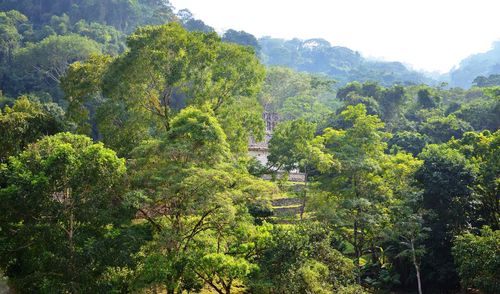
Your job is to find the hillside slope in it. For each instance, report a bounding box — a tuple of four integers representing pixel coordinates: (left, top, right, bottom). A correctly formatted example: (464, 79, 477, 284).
(449, 41, 500, 88)
(258, 37, 433, 86)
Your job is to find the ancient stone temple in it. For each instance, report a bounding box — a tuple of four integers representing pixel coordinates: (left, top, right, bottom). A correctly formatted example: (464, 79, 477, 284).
(248, 112, 279, 166)
(248, 112, 305, 182)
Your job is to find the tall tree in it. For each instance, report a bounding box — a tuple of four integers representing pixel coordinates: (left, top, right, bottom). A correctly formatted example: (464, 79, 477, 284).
(62, 23, 265, 156)
(449, 131, 500, 229)
(0, 133, 134, 293)
(313, 104, 392, 283)
(126, 107, 275, 293)
(415, 144, 477, 291)
(13, 34, 101, 101)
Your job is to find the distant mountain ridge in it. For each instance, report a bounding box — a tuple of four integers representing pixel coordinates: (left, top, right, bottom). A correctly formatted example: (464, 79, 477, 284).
(1, 0, 498, 89)
(257, 37, 433, 86)
(449, 41, 500, 88)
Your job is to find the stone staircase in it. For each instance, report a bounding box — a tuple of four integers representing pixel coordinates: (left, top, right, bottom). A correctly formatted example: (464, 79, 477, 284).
(271, 197, 303, 221)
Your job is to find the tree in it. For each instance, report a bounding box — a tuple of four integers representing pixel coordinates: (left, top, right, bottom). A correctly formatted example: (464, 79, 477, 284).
(314, 104, 392, 283)
(61, 54, 113, 139)
(0, 132, 134, 293)
(416, 87, 440, 109)
(388, 131, 429, 156)
(222, 29, 260, 54)
(279, 95, 332, 124)
(449, 131, 500, 229)
(249, 223, 364, 293)
(0, 0, 176, 34)
(268, 119, 316, 172)
(415, 144, 478, 290)
(268, 119, 334, 219)
(473, 74, 500, 87)
(126, 107, 275, 293)
(195, 253, 257, 294)
(259, 66, 315, 111)
(378, 85, 407, 130)
(390, 214, 428, 294)
(0, 10, 29, 64)
(0, 10, 30, 91)
(420, 114, 473, 143)
(454, 98, 500, 132)
(336, 82, 408, 130)
(0, 95, 66, 162)
(177, 9, 214, 33)
(72, 20, 126, 54)
(452, 227, 500, 294)
(13, 34, 101, 100)
(63, 23, 265, 156)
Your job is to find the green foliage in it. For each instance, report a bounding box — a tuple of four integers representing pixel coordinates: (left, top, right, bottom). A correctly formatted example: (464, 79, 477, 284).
(124, 106, 279, 293)
(335, 81, 409, 131)
(420, 114, 473, 143)
(450, 130, 500, 229)
(0, 95, 66, 162)
(0, 0, 176, 33)
(222, 29, 260, 54)
(1, 2, 500, 293)
(11, 34, 101, 100)
(63, 23, 265, 156)
(388, 131, 429, 156)
(259, 37, 429, 86)
(167, 106, 230, 165)
(0, 132, 136, 293)
(417, 87, 441, 109)
(61, 54, 113, 138)
(259, 66, 337, 115)
(196, 253, 258, 293)
(0, 10, 28, 67)
(177, 9, 214, 33)
(473, 74, 500, 87)
(312, 104, 396, 285)
(72, 20, 126, 54)
(415, 144, 477, 289)
(297, 259, 332, 294)
(280, 94, 333, 124)
(268, 119, 332, 172)
(452, 227, 500, 294)
(250, 223, 361, 293)
(454, 97, 500, 131)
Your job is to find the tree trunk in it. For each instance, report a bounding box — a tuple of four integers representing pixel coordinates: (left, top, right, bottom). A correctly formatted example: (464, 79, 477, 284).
(411, 239, 423, 294)
(65, 187, 77, 293)
(224, 283, 231, 294)
(354, 219, 361, 284)
(352, 175, 363, 284)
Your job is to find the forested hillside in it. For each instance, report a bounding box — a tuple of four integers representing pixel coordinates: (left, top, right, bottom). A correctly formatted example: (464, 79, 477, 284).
(259, 37, 432, 86)
(0, 1, 499, 294)
(449, 41, 500, 88)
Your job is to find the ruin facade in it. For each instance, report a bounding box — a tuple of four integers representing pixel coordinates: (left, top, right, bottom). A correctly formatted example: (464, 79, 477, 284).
(248, 112, 305, 182)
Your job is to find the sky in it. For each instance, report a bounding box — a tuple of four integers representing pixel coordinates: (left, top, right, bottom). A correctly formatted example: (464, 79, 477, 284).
(170, 0, 500, 73)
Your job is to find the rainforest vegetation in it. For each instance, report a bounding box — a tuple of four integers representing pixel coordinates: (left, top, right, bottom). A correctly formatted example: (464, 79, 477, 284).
(0, 1, 499, 293)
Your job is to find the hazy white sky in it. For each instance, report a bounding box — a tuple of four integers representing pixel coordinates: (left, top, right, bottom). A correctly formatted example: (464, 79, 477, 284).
(170, 0, 500, 73)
